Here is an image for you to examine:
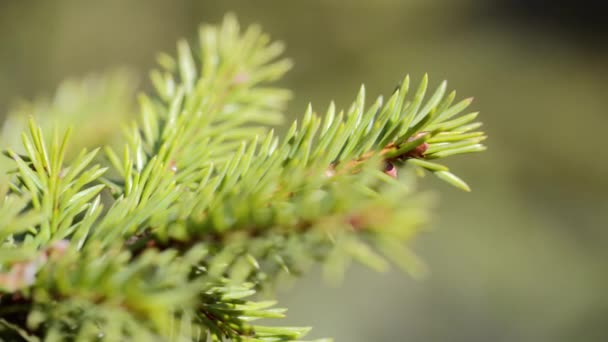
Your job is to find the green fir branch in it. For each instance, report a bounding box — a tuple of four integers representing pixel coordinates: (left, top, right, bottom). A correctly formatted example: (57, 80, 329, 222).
(3, 121, 105, 249)
(0, 14, 486, 342)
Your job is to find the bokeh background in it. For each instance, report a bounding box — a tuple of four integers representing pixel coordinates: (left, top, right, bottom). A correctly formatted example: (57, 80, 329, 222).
(1, 1, 607, 341)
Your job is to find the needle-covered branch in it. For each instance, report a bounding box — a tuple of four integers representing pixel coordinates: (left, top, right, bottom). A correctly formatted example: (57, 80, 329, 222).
(0, 14, 485, 342)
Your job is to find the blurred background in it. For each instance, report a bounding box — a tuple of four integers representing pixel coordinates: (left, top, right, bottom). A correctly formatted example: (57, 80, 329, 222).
(1, 1, 607, 341)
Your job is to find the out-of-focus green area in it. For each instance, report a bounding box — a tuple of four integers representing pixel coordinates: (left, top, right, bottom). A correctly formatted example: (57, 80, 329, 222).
(1, 1, 607, 341)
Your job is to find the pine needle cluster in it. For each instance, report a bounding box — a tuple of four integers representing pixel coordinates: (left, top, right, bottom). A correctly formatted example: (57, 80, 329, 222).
(0, 15, 486, 342)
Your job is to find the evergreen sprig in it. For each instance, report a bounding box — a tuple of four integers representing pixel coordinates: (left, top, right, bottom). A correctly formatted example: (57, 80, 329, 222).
(0, 14, 485, 341)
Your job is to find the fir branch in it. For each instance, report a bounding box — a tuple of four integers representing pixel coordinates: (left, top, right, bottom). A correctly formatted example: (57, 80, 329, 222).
(3, 120, 105, 249)
(135, 77, 482, 285)
(0, 13, 487, 342)
(119, 13, 292, 182)
(91, 14, 294, 248)
(0, 179, 42, 252)
(196, 282, 313, 341)
(0, 241, 317, 341)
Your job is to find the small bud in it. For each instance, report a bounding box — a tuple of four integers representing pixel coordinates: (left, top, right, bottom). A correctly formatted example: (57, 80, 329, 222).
(384, 161, 398, 178)
(404, 132, 429, 158)
(348, 214, 365, 231)
(169, 160, 178, 173)
(233, 72, 249, 85)
(47, 240, 70, 257)
(325, 162, 337, 177)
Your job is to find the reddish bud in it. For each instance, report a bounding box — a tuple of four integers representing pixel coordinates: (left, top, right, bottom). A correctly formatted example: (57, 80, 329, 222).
(233, 72, 250, 85)
(169, 160, 178, 173)
(348, 214, 365, 231)
(404, 132, 429, 158)
(384, 161, 398, 178)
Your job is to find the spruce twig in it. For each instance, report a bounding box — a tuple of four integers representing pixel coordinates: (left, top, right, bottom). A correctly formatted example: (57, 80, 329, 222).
(0, 14, 486, 342)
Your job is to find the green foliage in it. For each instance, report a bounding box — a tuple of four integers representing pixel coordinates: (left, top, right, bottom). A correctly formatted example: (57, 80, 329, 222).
(0, 14, 485, 341)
